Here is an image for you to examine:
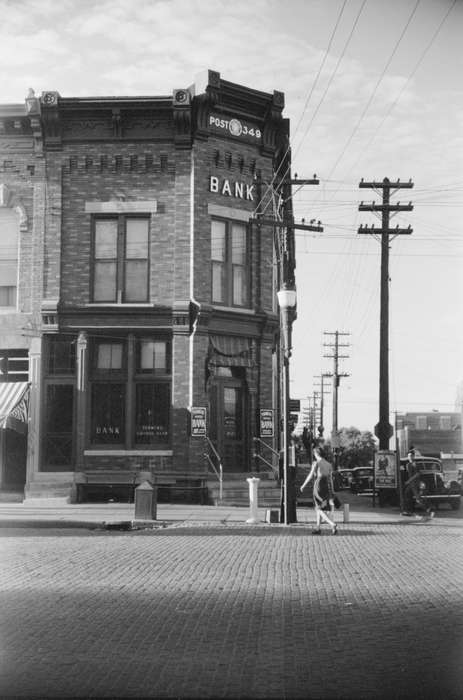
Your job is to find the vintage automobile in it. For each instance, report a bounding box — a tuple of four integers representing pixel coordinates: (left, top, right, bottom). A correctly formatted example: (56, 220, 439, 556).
(350, 466, 375, 494)
(334, 468, 353, 490)
(402, 458, 461, 511)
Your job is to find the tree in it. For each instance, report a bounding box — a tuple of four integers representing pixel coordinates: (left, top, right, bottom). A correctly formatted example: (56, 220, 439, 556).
(328, 427, 376, 469)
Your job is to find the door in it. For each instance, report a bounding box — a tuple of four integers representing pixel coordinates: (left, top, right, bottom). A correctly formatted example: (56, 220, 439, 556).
(209, 375, 247, 472)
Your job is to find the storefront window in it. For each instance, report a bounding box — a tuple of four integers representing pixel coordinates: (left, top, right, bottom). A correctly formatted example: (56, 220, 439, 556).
(135, 384, 170, 444)
(89, 335, 171, 447)
(91, 383, 125, 444)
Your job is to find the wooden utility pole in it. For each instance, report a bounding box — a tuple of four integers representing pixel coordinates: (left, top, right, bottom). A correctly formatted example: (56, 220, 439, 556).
(358, 177, 414, 450)
(252, 172, 322, 524)
(323, 331, 350, 469)
(313, 373, 331, 435)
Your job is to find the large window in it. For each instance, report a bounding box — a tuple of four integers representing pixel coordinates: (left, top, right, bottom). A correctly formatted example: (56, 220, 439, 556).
(0, 208, 19, 308)
(90, 336, 171, 447)
(211, 219, 249, 307)
(92, 217, 149, 302)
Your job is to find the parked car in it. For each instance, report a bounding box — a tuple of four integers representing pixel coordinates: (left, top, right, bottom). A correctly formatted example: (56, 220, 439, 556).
(403, 460, 461, 511)
(350, 467, 375, 494)
(334, 469, 353, 490)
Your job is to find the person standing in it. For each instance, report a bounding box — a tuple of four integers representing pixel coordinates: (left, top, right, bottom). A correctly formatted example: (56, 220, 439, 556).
(300, 447, 337, 535)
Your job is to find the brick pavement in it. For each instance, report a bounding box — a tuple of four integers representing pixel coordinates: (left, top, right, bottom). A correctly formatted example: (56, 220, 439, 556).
(0, 521, 462, 699)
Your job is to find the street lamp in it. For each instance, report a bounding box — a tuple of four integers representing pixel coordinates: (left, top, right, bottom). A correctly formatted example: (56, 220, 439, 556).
(277, 286, 297, 525)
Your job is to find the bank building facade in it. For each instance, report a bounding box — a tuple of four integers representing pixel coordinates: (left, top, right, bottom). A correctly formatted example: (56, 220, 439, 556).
(0, 70, 295, 505)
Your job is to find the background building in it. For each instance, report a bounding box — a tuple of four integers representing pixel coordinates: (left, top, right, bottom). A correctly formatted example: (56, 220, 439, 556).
(396, 410, 462, 458)
(0, 71, 292, 503)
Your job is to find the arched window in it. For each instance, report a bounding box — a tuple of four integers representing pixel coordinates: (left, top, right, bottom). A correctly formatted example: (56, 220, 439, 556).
(0, 207, 19, 308)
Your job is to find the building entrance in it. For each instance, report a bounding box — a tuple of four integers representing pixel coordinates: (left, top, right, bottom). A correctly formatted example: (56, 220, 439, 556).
(209, 375, 248, 472)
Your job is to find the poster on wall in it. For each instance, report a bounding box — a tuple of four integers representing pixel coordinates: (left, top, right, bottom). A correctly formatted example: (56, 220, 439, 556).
(260, 409, 274, 438)
(374, 450, 397, 488)
(191, 407, 207, 437)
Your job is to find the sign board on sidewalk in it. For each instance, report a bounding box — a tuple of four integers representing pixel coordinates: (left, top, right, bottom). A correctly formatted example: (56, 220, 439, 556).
(374, 450, 397, 488)
(191, 407, 207, 437)
(259, 409, 274, 437)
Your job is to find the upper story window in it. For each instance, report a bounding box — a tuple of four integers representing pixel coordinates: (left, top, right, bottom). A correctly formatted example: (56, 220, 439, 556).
(211, 219, 249, 307)
(440, 415, 451, 430)
(0, 208, 19, 309)
(92, 216, 149, 303)
(415, 415, 427, 430)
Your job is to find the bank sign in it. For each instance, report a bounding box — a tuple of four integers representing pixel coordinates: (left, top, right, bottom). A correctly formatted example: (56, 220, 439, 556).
(209, 176, 254, 201)
(209, 114, 262, 142)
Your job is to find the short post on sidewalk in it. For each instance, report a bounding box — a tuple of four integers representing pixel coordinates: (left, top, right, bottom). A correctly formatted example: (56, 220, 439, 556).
(134, 481, 157, 520)
(246, 477, 260, 524)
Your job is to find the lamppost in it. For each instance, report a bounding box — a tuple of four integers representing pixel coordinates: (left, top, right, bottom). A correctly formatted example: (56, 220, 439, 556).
(277, 286, 297, 525)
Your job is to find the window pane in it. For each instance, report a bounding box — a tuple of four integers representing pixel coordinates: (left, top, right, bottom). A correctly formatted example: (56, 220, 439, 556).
(233, 266, 247, 306)
(94, 261, 117, 301)
(0, 208, 19, 260)
(212, 262, 224, 303)
(44, 385, 74, 466)
(97, 343, 122, 370)
(211, 221, 226, 261)
(95, 220, 117, 258)
(124, 260, 148, 302)
(47, 337, 76, 375)
(126, 219, 149, 258)
(0, 286, 16, 307)
(91, 383, 125, 443)
(231, 223, 246, 265)
(135, 383, 170, 444)
(139, 340, 167, 372)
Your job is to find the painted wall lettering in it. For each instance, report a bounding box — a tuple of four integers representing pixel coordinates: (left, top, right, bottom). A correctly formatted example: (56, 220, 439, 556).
(209, 176, 254, 201)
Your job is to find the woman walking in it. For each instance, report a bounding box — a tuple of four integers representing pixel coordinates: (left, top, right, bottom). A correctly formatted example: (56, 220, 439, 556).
(300, 447, 337, 535)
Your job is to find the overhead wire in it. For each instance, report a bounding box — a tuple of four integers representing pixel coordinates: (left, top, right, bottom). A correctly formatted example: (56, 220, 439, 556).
(324, 0, 422, 183)
(254, 0, 349, 218)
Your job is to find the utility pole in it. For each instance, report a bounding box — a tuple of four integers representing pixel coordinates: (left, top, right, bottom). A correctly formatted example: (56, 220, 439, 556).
(323, 331, 350, 469)
(313, 373, 331, 436)
(358, 177, 414, 450)
(251, 170, 322, 525)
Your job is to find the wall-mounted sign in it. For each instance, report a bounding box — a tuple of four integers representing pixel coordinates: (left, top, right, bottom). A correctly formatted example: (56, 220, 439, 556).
(191, 407, 207, 437)
(209, 176, 254, 201)
(209, 114, 262, 141)
(374, 450, 397, 488)
(260, 409, 274, 438)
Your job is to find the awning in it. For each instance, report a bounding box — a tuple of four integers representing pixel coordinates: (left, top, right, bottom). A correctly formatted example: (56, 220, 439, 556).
(0, 382, 30, 434)
(208, 335, 255, 368)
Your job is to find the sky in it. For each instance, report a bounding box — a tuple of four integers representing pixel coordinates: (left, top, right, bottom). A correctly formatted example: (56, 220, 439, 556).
(1, 0, 462, 435)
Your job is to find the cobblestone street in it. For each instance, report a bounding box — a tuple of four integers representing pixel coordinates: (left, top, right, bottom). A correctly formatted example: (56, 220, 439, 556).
(1, 520, 462, 698)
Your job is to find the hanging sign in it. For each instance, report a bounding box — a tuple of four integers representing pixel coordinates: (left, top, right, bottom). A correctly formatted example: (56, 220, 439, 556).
(374, 450, 397, 488)
(260, 409, 274, 438)
(191, 407, 207, 437)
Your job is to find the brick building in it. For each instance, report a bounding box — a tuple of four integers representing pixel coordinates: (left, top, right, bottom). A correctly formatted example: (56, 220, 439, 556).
(0, 70, 293, 502)
(396, 411, 462, 458)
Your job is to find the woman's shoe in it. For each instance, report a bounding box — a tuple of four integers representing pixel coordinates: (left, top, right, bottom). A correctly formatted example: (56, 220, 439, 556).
(331, 525, 338, 535)
(312, 528, 321, 535)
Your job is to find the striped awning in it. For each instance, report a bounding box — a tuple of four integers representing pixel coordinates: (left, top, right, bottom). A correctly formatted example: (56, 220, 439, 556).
(0, 382, 30, 434)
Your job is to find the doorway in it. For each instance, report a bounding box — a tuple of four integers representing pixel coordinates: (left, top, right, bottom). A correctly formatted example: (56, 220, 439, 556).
(209, 371, 248, 472)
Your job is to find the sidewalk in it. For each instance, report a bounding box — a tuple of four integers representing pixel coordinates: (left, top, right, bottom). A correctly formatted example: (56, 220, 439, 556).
(0, 495, 459, 529)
